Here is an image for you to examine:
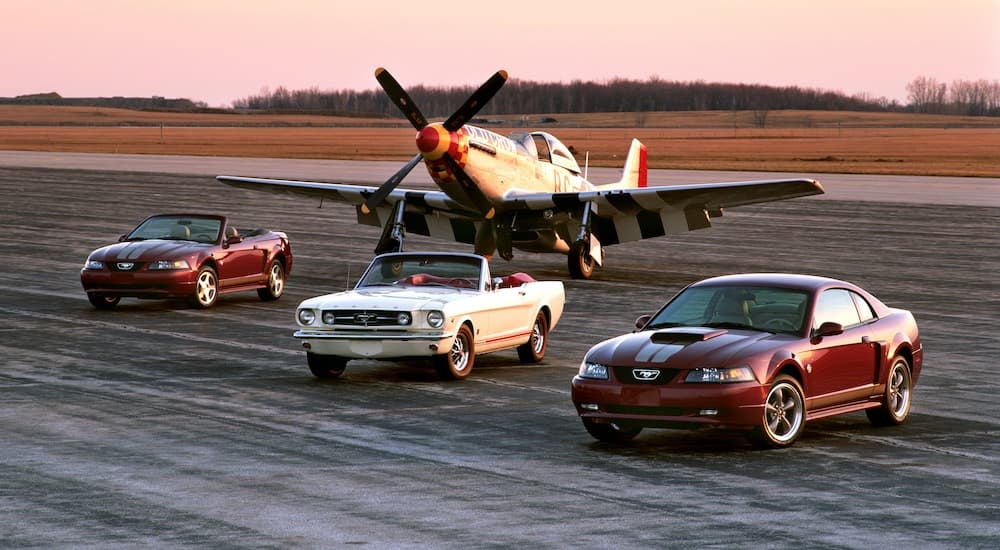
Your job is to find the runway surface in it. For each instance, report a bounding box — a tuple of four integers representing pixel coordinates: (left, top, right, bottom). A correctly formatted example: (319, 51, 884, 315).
(1, 154, 998, 548)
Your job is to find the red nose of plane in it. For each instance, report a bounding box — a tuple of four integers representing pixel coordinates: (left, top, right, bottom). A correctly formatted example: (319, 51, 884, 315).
(416, 124, 450, 160)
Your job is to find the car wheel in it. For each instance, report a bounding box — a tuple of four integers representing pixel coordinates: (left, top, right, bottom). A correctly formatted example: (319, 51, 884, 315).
(433, 324, 475, 380)
(192, 266, 218, 308)
(749, 375, 805, 449)
(568, 239, 595, 280)
(307, 353, 347, 379)
(257, 259, 285, 301)
(87, 294, 120, 309)
(866, 356, 913, 426)
(582, 418, 642, 443)
(516, 311, 548, 363)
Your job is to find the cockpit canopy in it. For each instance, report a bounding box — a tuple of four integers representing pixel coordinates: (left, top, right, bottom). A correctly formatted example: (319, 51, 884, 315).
(510, 131, 581, 175)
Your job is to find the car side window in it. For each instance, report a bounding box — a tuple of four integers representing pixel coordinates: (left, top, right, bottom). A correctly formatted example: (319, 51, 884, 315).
(851, 292, 877, 323)
(813, 289, 863, 330)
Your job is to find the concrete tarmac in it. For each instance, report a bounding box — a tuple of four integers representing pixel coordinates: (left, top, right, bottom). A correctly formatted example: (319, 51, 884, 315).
(0, 154, 998, 548)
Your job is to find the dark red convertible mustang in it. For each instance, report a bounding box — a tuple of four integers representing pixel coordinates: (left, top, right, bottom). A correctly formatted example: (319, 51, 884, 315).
(572, 273, 922, 448)
(81, 213, 292, 309)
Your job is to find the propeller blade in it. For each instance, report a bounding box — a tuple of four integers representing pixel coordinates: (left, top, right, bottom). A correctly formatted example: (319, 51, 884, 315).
(443, 70, 508, 132)
(375, 67, 428, 130)
(361, 153, 423, 214)
(442, 154, 495, 219)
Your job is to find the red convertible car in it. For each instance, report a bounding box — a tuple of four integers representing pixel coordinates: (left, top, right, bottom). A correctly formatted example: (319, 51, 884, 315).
(81, 213, 292, 309)
(572, 273, 922, 448)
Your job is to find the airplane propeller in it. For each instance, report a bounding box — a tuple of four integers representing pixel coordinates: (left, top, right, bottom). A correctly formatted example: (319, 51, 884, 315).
(361, 68, 508, 217)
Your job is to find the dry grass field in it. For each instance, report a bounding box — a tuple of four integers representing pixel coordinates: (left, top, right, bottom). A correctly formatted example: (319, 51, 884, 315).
(1, 105, 997, 176)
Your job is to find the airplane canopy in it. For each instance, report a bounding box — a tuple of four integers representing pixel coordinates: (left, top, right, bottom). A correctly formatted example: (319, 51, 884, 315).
(510, 131, 582, 175)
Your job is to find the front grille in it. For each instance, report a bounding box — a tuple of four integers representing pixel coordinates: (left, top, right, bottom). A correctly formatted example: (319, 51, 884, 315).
(612, 366, 679, 385)
(324, 310, 404, 327)
(602, 404, 686, 416)
(110, 261, 144, 272)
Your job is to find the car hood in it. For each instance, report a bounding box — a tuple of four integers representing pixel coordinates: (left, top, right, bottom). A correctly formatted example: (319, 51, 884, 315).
(586, 327, 784, 368)
(298, 286, 475, 311)
(89, 240, 208, 261)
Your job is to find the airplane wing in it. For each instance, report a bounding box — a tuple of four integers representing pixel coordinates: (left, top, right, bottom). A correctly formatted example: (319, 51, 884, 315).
(502, 178, 823, 245)
(217, 175, 483, 244)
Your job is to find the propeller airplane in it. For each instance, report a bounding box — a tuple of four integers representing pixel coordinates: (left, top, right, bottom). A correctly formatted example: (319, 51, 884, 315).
(218, 68, 824, 279)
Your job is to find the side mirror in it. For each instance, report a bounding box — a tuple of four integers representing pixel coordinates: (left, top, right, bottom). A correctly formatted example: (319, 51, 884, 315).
(118, 234, 128, 242)
(634, 314, 652, 330)
(226, 234, 243, 245)
(492, 276, 503, 290)
(813, 321, 844, 338)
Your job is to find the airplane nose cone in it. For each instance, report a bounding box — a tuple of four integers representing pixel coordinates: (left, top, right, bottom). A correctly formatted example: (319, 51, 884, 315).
(416, 125, 449, 160)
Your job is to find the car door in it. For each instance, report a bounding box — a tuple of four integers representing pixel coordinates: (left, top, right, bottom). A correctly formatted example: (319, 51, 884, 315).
(802, 288, 880, 409)
(477, 285, 535, 352)
(216, 226, 266, 287)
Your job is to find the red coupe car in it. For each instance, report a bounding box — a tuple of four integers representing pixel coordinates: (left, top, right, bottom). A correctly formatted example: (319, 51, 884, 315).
(571, 273, 922, 448)
(81, 213, 292, 309)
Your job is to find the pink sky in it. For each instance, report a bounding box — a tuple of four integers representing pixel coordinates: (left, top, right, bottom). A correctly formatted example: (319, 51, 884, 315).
(3, 0, 997, 108)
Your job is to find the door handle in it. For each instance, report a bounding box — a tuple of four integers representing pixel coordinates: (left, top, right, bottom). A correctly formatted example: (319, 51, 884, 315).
(861, 335, 871, 344)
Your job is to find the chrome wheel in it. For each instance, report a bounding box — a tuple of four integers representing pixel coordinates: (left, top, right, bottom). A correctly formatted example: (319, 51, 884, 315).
(258, 260, 285, 301)
(193, 267, 218, 308)
(867, 356, 912, 426)
(749, 375, 805, 449)
(433, 324, 475, 380)
(517, 312, 548, 363)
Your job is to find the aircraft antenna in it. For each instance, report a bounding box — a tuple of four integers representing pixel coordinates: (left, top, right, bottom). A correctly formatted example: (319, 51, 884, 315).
(584, 152, 590, 180)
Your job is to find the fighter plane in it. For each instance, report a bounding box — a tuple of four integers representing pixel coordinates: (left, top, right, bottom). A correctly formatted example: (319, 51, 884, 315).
(218, 68, 823, 279)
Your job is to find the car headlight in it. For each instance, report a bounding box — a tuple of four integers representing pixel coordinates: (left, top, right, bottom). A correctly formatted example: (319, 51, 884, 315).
(298, 309, 316, 325)
(148, 259, 191, 270)
(685, 366, 756, 383)
(321, 311, 336, 325)
(397, 312, 412, 326)
(84, 259, 104, 270)
(426, 310, 444, 328)
(578, 361, 609, 380)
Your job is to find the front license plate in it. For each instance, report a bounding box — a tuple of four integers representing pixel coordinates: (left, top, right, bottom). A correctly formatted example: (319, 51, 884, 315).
(351, 341, 384, 357)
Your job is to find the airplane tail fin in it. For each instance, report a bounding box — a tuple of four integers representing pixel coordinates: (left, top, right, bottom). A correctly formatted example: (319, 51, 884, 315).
(596, 138, 647, 190)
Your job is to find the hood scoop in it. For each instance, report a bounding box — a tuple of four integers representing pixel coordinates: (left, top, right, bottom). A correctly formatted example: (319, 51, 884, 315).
(650, 327, 727, 344)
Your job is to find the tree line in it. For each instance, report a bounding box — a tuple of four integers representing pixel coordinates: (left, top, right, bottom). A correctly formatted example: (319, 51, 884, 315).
(232, 76, 1000, 117)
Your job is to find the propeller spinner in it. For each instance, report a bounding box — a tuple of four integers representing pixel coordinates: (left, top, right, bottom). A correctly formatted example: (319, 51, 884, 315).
(361, 68, 508, 217)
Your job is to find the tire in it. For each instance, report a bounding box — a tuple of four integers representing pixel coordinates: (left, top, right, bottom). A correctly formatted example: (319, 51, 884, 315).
(516, 311, 548, 363)
(433, 324, 475, 380)
(192, 266, 218, 308)
(87, 294, 120, 309)
(567, 239, 595, 280)
(307, 353, 347, 379)
(257, 259, 285, 301)
(582, 418, 642, 443)
(749, 375, 805, 449)
(866, 356, 912, 426)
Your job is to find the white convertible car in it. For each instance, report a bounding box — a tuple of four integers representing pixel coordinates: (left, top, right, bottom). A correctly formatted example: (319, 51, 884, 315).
(295, 252, 565, 380)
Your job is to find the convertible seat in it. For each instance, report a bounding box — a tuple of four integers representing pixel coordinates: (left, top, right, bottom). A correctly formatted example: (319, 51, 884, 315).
(499, 272, 535, 288)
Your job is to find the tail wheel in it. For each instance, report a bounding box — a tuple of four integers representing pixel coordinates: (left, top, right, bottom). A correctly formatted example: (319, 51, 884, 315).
(192, 266, 218, 308)
(87, 294, 120, 309)
(257, 259, 285, 301)
(568, 239, 595, 279)
(582, 418, 642, 443)
(516, 311, 548, 363)
(307, 353, 347, 379)
(866, 356, 912, 426)
(749, 375, 805, 449)
(433, 324, 475, 380)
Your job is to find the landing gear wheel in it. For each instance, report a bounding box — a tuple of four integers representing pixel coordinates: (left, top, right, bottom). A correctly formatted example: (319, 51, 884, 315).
(516, 311, 548, 363)
(866, 356, 912, 426)
(433, 324, 475, 380)
(582, 418, 642, 443)
(192, 266, 218, 308)
(568, 239, 595, 279)
(257, 259, 286, 301)
(307, 353, 347, 379)
(749, 375, 805, 449)
(88, 294, 120, 309)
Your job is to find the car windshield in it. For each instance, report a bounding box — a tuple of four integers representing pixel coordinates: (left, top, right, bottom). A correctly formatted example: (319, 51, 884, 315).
(358, 256, 484, 290)
(645, 285, 810, 335)
(126, 216, 222, 244)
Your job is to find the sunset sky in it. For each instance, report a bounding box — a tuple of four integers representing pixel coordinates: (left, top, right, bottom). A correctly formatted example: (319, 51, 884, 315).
(3, 0, 997, 107)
